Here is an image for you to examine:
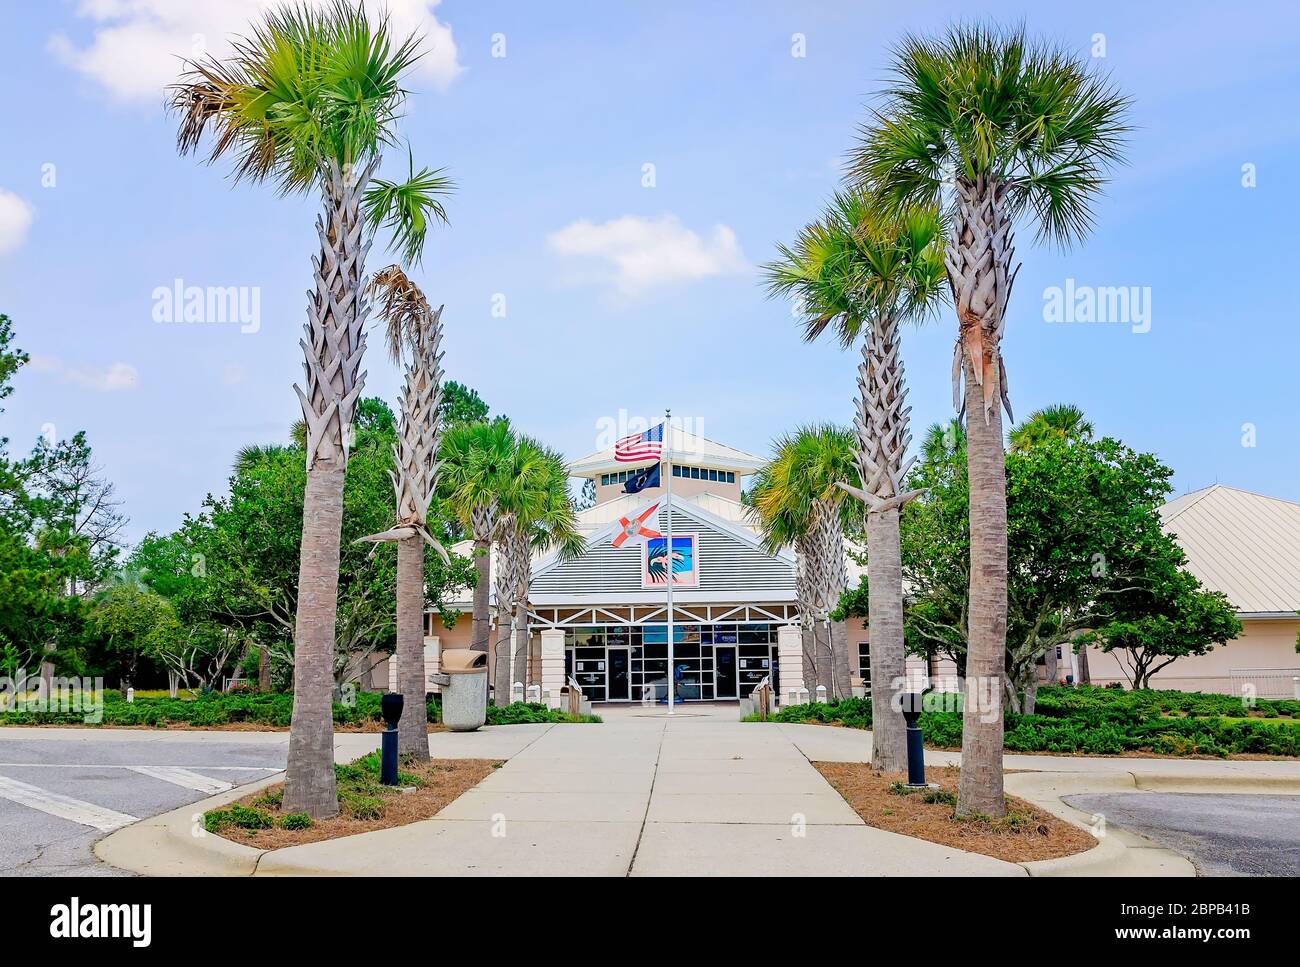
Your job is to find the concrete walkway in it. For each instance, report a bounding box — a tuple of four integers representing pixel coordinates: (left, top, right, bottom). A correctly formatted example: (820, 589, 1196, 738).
(90, 717, 1300, 877)
(253, 714, 1019, 876)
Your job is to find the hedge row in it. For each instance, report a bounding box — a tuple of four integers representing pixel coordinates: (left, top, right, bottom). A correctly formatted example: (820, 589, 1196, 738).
(0, 691, 596, 728)
(769, 686, 1300, 757)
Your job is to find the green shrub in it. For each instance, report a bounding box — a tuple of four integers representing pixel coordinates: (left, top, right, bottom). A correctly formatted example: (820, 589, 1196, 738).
(279, 813, 312, 830)
(752, 684, 1300, 758)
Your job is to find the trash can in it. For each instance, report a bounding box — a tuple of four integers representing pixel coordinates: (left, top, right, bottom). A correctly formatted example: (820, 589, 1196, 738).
(439, 649, 488, 732)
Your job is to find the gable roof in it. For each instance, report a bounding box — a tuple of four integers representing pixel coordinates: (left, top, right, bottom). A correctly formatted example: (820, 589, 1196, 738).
(1161, 485, 1300, 615)
(528, 493, 796, 603)
(567, 424, 766, 477)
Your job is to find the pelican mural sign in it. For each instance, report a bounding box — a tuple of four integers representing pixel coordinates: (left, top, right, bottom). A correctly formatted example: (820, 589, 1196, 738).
(643, 533, 698, 588)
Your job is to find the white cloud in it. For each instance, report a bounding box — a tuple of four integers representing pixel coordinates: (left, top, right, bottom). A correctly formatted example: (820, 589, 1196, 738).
(547, 214, 749, 297)
(50, 0, 462, 103)
(32, 356, 139, 392)
(0, 189, 35, 256)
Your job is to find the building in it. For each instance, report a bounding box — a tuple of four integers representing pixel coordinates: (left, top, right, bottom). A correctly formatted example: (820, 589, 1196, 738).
(1080, 485, 1300, 697)
(386, 424, 854, 705)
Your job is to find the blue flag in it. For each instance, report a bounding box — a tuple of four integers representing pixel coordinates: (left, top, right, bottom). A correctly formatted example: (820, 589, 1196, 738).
(623, 463, 661, 494)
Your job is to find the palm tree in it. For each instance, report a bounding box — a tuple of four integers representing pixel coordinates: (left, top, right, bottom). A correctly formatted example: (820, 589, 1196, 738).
(1009, 403, 1094, 452)
(750, 425, 859, 700)
(851, 23, 1129, 816)
(439, 420, 517, 698)
(764, 194, 946, 771)
(494, 441, 585, 699)
(355, 265, 447, 760)
(170, 2, 452, 817)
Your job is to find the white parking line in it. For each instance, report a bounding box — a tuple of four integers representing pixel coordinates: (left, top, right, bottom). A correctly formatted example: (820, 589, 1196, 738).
(0, 775, 138, 831)
(127, 766, 233, 794)
(0, 763, 282, 771)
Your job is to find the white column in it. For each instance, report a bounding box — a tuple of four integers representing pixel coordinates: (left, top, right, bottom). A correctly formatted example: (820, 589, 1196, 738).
(777, 624, 804, 706)
(540, 628, 566, 709)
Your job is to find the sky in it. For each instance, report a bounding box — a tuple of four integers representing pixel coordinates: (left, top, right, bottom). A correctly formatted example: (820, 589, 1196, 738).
(1, 0, 1298, 545)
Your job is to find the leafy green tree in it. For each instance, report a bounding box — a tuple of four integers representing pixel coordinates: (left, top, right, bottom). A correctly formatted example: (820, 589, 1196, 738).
(170, 1, 453, 817)
(1081, 564, 1241, 689)
(852, 23, 1130, 816)
(87, 578, 181, 690)
(439, 381, 489, 427)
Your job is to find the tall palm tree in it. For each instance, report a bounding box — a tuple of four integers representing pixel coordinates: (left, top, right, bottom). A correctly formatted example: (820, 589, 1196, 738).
(851, 23, 1129, 816)
(355, 265, 447, 760)
(170, 2, 452, 817)
(494, 440, 586, 699)
(750, 425, 859, 699)
(1008, 403, 1094, 452)
(764, 194, 946, 771)
(439, 419, 517, 697)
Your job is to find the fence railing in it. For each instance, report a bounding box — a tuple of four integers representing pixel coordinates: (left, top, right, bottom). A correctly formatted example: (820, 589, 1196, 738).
(1229, 667, 1300, 700)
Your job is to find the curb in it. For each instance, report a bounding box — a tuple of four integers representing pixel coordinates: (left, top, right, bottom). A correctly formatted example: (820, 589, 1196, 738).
(94, 774, 278, 876)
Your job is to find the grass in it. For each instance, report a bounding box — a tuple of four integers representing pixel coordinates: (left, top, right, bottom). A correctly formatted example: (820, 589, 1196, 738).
(205, 750, 499, 848)
(816, 763, 1098, 863)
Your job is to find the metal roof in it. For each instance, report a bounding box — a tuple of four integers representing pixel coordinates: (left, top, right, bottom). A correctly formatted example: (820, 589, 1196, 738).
(1161, 485, 1300, 616)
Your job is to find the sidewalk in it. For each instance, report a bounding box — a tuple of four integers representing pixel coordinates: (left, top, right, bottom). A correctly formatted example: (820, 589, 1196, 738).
(94, 717, 1300, 877)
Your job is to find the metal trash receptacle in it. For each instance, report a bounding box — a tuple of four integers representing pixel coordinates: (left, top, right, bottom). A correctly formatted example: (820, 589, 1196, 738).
(440, 649, 488, 732)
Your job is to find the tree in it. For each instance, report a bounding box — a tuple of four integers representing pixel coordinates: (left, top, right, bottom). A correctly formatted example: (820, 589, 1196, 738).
(852, 23, 1130, 816)
(356, 266, 449, 760)
(1081, 555, 1240, 689)
(170, 1, 453, 817)
(0, 315, 110, 686)
(439, 381, 489, 427)
(87, 578, 181, 690)
(575, 479, 596, 511)
(438, 420, 516, 683)
(494, 439, 585, 697)
(764, 193, 945, 770)
(1008, 404, 1094, 453)
(898, 418, 1212, 714)
(133, 405, 474, 697)
(750, 425, 858, 700)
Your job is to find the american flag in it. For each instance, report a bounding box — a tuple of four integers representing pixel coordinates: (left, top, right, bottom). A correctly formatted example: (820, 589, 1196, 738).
(614, 423, 664, 463)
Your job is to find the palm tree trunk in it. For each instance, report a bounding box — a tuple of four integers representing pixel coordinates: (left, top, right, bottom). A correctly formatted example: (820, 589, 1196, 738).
(513, 605, 530, 693)
(830, 619, 851, 700)
(283, 160, 373, 819)
(493, 612, 514, 704)
(956, 353, 1008, 818)
(471, 535, 491, 655)
(395, 535, 429, 759)
(284, 463, 344, 817)
(866, 506, 908, 771)
(800, 625, 817, 699)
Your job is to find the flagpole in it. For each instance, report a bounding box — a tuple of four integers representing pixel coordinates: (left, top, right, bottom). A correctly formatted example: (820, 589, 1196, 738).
(664, 409, 674, 716)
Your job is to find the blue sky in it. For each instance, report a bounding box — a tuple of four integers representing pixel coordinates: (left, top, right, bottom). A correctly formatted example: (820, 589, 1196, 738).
(1, 1, 1298, 544)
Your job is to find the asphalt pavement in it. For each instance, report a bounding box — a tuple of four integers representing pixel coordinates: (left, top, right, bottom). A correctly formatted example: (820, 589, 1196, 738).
(1065, 792, 1300, 876)
(0, 730, 287, 876)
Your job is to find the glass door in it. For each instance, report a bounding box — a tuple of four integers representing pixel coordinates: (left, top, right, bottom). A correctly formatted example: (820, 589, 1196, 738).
(715, 646, 738, 699)
(608, 647, 630, 701)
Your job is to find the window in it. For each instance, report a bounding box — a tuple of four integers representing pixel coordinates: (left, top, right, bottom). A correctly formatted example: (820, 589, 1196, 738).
(726, 471, 735, 483)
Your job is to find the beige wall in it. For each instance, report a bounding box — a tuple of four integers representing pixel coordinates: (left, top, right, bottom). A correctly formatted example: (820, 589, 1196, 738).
(1080, 617, 1300, 696)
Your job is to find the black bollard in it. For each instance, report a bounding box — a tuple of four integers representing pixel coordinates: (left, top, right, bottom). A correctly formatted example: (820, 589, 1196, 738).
(900, 691, 927, 788)
(380, 692, 404, 786)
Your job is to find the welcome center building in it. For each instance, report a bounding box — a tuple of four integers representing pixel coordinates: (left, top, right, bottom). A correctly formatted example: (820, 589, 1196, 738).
(384, 424, 859, 706)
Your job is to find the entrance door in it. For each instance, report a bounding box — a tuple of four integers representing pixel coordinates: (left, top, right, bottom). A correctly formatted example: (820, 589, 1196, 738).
(715, 646, 738, 699)
(608, 647, 630, 701)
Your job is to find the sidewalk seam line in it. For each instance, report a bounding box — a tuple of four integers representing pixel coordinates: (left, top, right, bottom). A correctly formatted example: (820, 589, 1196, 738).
(625, 719, 666, 877)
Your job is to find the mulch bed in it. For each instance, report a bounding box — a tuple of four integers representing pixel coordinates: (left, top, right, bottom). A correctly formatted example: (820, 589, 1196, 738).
(814, 763, 1097, 863)
(212, 756, 499, 849)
